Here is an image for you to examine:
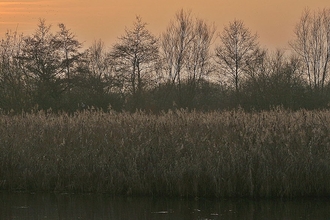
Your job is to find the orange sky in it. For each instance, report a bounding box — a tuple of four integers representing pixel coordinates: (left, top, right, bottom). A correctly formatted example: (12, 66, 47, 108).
(0, 0, 329, 50)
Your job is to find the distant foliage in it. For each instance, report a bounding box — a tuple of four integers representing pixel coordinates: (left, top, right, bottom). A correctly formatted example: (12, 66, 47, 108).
(1, 8, 330, 113)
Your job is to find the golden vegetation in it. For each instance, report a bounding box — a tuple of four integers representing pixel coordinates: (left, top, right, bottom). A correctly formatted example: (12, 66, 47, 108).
(0, 109, 330, 198)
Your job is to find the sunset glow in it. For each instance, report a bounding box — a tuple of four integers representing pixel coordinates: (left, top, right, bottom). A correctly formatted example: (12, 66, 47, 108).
(0, 0, 329, 49)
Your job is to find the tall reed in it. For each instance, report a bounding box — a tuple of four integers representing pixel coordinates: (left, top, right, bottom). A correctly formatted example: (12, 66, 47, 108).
(0, 108, 329, 198)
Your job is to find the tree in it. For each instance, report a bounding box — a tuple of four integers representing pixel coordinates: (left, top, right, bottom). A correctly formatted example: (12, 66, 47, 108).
(161, 9, 195, 87)
(0, 30, 29, 111)
(241, 50, 305, 110)
(290, 8, 330, 91)
(110, 16, 159, 109)
(18, 20, 62, 110)
(265, 51, 305, 109)
(186, 19, 216, 90)
(160, 9, 216, 108)
(18, 20, 83, 111)
(215, 20, 264, 95)
(56, 23, 83, 90)
(82, 40, 114, 93)
(71, 40, 124, 111)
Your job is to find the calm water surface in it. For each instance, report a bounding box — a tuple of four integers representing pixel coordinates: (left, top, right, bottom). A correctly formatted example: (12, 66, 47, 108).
(1, 192, 330, 219)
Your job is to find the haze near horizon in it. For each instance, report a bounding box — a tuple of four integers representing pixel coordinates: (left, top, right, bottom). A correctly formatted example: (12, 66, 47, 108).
(0, 0, 329, 49)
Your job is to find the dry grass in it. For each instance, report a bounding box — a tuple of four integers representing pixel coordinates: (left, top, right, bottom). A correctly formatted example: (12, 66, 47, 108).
(0, 108, 330, 198)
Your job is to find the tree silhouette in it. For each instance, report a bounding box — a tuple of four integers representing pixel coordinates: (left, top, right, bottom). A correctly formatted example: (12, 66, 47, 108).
(56, 23, 83, 91)
(0, 30, 28, 111)
(160, 9, 216, 108)
(215, 20, 263, 97)
(110, 16, 159, 109)
(18, 20, 83, 111)
(290, 8, 330, 91)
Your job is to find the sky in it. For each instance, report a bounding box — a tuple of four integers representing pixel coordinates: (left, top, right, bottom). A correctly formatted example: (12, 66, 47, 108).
(0, 0, 329, 50)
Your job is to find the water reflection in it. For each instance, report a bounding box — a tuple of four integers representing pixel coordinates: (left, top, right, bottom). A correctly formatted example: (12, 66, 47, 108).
(1, 192, 330, 219)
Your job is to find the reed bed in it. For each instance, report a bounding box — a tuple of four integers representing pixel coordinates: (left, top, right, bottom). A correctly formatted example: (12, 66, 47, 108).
(0, 109, 330, 198)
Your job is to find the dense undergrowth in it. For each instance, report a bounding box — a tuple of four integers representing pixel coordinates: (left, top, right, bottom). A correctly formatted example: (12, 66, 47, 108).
(0, 109, 330, 198)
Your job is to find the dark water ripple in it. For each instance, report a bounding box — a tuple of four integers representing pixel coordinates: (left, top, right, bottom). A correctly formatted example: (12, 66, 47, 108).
(1, 192, 330, 220)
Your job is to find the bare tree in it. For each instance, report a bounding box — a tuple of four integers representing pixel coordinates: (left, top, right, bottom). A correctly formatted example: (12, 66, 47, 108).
(69, 40, 123, 111)
(87, 40, 110, 79)
(215, 20, 263, 94)
(56, 23, 83, 90)
(263, 50, 304, 108)
(290, 8, 330, 91)
(19, 20, 60, 81)
(186, 19, 216, 87)
(160, 10, 216, 108)
(18, 19, 83, 110)
(81, 39, 121, 94)
(17, 20, 62, 109)
(161, 9, 195, 86)
(0, 30, 28, 111)
(110, 16, 159, 98)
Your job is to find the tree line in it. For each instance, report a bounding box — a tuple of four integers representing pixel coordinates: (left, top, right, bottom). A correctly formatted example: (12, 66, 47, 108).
(1, 8, 330, 113)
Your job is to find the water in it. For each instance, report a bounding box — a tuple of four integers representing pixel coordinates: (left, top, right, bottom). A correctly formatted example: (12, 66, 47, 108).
(1, 192, 330, 220)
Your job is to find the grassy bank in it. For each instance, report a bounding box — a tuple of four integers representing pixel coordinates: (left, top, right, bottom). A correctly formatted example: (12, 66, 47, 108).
(0, 109, 330, 198)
